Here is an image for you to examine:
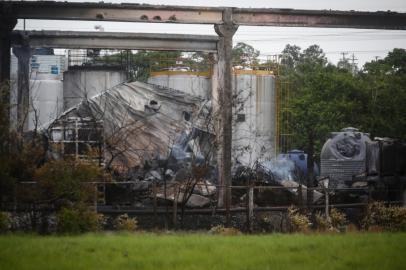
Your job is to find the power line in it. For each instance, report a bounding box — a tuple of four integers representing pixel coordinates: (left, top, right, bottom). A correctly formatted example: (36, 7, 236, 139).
(258, 50, 393, 56)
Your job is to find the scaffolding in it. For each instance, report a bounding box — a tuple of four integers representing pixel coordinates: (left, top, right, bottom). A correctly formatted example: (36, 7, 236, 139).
(276, 79, 293, 154)
(49, 117, 104, 166)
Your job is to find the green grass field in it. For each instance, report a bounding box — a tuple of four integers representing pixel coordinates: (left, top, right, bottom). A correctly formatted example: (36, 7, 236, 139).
(0, 233, 405, 270)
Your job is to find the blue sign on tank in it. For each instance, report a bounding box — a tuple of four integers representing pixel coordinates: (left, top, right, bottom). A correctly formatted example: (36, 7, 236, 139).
(51, 65, 59, 74)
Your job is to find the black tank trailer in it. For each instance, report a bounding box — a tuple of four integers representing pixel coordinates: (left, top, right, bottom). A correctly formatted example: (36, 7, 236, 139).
(320, 127, 406, 205)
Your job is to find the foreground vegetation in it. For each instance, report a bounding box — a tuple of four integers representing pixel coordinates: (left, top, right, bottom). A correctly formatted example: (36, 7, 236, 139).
(0, 233, 405, 270)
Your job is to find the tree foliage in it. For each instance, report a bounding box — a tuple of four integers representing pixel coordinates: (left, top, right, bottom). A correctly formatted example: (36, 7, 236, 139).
(232, 42, 260, 67)
(281, 44, 406, 169)
(0, 82, 46, 205)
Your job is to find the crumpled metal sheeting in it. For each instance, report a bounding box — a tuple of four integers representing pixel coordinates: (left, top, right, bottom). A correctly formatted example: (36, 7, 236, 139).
(50, 81, 212, 171)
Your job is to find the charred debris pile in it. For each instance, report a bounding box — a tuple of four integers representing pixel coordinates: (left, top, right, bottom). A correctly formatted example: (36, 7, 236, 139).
(43, 81, 319, 209)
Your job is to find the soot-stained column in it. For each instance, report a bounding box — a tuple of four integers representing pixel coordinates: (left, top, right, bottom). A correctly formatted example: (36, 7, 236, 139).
(214, 8, 238, 225)
(0, 14, 17, 128)
(13, 35, 34, 133)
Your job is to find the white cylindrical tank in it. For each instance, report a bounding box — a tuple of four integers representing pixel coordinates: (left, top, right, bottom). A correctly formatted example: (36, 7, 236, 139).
(63, 69, 127, 109)
(10, 62, 64, 131)
(10, 54, 67, 131)
(147, 71, 210, 99)
(28, 77, 63, 130)
(146, 69, 277, 167)
(232, 70, 276, 166)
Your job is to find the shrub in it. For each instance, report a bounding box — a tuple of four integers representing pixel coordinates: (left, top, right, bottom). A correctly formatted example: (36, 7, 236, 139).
(114, 214, 138, 231)
(209, 225, 241, 236)
(330, 208, 347, 231)
(287, 206, 311, 233)
(0, 212, 10, 233)
(57, 206, 103, 234)
(35, 159, 106, 207)
(313, 209, 348, 232)
(363, 202, 406, 232)
(314, 212, 330, 232)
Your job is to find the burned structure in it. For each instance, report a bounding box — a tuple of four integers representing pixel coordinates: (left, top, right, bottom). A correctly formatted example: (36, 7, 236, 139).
(1, 1, 406, 225)
(320, 128, 406, 202)
(49, 81, 214, 173)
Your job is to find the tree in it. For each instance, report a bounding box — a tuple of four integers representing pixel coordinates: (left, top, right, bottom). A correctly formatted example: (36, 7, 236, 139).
(100, 50, 183, 82)
(280, 44, 365, 193)
(280, 44, 301, 71)
(359, 48, 406, 140)
(386, 48, 406, 74)
(337, 58, 353, 72)
(232, 42, 260, 67)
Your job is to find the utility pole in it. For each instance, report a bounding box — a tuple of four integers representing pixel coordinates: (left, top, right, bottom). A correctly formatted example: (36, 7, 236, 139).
(350, 53, 358, 75)
(341, 52, 348, 62)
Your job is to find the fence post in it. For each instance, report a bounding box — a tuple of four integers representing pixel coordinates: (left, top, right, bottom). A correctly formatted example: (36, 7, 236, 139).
(13, 183, 17, 213)
(152, 182, 157, 218)
(173, 184, 179, 229)
(94, 183, 98, 211)
(298, 184, 303, 208)
(226, 184, 231, 227)
(248, 185, 254, 232)
(367, 184, 372, 204)
(324, 187, 330, 223)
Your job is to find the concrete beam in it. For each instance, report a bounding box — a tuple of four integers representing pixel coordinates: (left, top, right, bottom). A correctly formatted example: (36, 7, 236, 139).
(7, 1, 223, 24)
(4, 1, 406, 29)
(11, 31, 218, 52)
(233, 8, 406, 29)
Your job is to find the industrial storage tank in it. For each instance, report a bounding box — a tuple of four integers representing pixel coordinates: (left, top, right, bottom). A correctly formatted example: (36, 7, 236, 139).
(320, 127, 371, 188)
(28, 74, 63, 130)
(147, 70, 211, 99)
(63, 68, 127, 110)
(10, 55, 64, 130)
(232, 70, 277, 166)
(147, 69, 277, 167)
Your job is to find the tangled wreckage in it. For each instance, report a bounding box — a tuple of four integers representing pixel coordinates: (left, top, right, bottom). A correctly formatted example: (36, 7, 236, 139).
(43, 80, 406, 213)
(43, 78, 322, 210)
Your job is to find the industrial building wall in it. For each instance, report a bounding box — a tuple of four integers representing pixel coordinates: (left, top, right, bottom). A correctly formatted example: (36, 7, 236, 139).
(63, 69, 126, 110)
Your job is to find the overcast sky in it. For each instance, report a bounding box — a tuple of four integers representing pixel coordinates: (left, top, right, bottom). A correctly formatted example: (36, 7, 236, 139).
(14, 0, 406, 66)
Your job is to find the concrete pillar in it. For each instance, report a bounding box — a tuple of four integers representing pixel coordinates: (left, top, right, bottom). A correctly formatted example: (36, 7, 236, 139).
(0, 16, 17, 126)
(214, 8, 238, 225)
(13, 39, 34, 133)
(0, 17, 17, 84)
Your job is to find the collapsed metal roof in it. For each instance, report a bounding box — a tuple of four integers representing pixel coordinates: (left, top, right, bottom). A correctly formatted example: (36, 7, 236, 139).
(49, 81, 214, 171)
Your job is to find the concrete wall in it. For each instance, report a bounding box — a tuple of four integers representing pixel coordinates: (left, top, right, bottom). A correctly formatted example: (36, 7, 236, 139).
(63, 69, 126, 110)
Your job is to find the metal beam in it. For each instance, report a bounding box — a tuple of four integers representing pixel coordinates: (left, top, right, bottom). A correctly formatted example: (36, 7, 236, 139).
(11, 31, 218, 52)
(3, 1, 406, 29)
